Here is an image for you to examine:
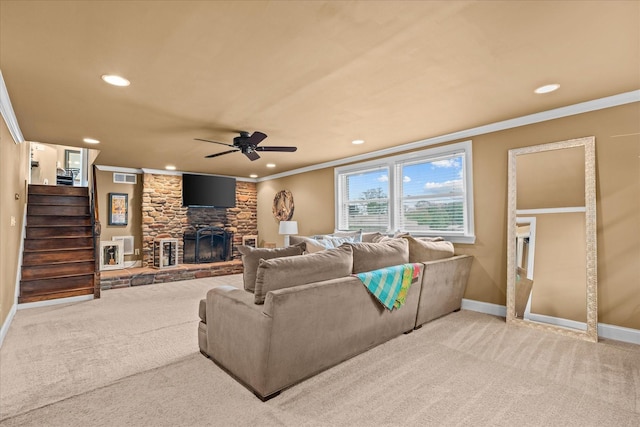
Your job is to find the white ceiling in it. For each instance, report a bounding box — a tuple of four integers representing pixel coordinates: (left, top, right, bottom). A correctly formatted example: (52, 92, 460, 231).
(1, 1, 638, 178)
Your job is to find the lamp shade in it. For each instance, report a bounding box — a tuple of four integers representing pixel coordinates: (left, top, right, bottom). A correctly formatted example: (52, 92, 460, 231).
(278, 221, 298, 235)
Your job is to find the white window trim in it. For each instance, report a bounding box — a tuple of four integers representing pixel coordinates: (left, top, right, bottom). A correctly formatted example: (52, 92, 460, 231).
(335, 140, 475, 244)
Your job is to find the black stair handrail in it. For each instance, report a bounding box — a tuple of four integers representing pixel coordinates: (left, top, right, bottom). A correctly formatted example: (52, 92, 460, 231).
(90, 164, 101, 299)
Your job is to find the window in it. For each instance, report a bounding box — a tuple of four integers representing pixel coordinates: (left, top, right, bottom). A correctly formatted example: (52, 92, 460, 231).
(337, 166, 390, 231)
(335, 141, 475, 243)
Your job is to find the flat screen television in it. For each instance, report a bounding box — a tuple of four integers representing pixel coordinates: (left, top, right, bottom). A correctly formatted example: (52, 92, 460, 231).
(182, 173, 236, 208)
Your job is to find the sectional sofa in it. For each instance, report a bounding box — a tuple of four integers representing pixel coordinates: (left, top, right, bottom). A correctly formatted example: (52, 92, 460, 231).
(198, 235, 472, 400)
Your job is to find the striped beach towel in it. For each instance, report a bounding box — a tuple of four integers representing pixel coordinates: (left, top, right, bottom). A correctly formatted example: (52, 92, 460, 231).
(355, 263, 421, 311)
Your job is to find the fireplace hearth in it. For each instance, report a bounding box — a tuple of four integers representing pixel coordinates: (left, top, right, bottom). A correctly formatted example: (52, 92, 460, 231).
(183, 226, 233, 264)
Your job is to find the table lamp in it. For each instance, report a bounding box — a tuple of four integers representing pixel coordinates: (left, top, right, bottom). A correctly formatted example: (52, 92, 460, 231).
(278, 221, 298, 247)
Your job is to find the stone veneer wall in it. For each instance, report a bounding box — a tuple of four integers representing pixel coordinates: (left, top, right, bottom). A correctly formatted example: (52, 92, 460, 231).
(141, 173, 257, 267)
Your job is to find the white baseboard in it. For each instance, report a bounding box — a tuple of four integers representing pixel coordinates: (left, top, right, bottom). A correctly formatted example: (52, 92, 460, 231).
(598, 323, 640, 345)
(0, 303, 17, 348)
(461, 298, 640, 345)
(17, 294, 94, 311)
(526, 312, 587, 331)
(123, 260, 142, 269)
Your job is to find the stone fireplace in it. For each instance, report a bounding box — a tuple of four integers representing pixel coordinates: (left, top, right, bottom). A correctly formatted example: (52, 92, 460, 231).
(141, 173, 257, 267)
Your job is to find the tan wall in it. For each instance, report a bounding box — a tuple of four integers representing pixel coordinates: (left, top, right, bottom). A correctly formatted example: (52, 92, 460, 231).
(257, 102, 640, 329)
(257, 168, 335, 248)
(0, 118, 29, 331)
(96, 169, 143, 262)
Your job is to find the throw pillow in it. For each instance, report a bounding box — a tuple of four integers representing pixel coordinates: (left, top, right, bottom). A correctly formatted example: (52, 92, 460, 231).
(237, 243, 305, 292)
(254, 244, 353, 304)
(318, 235, 356, 249)
(344, 239, 409, 274)
(362, 231, 384, 243)
(402, 235, 454, 262)
(328, 230, 363, 242)
(370, 233, 393, 243)
(288, 235, 327, 253)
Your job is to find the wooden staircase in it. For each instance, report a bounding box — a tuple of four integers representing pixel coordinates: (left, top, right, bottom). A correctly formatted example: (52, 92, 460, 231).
(20, 184, 97, 303)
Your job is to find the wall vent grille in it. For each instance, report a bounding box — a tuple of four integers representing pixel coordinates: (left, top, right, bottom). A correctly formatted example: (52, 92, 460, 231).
(113, 172, 137, 184)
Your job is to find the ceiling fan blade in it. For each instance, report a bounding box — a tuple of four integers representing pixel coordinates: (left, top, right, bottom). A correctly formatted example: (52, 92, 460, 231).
(255, 146, 297, 152)
(205, 149, 239, 158)
(195, 138, 235, 148)
(244, 150, 261, 161)
(246, 131, 267, 146)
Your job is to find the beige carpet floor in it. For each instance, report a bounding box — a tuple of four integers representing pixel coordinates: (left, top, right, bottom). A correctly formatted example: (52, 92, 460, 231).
(1, 274, 639, 426)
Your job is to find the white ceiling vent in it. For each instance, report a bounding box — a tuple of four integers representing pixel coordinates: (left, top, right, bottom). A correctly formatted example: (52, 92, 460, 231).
(113, 172, 137, 184)
(112, 236, 135, 255)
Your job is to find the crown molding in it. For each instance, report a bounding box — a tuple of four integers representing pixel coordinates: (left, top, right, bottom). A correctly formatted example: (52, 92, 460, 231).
(257, 90, 640, 182)
(95, 165, 257, 183)
(0, 70, 25, 143)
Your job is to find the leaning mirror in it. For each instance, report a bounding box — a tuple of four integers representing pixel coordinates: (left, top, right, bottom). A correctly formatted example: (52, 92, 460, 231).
(506, 137, 597, 342)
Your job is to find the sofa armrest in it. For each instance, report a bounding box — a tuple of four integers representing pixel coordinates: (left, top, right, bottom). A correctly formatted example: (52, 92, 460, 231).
(205, 286, 273, 395)
(416, 254, 473, 326)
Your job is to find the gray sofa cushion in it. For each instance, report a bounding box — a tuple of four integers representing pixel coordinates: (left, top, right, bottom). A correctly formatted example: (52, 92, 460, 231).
(403, 236, 454, 262)
(238, 244, 305, 292)
(345, 239, 409, 274)
(254, 245, 353, 304)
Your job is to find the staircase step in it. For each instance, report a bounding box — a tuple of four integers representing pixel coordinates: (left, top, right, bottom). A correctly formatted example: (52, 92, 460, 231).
(25, 236, 94, 251)
(28, 194, 89, 207)
(27, 204, 90, 216)
(19, 287, 95, 304)
(26, 225, 93, 239)
(23, 248, 95, 265)
(27, 215, 92, 226)
(21, 261, 96, 280)
(20, 273, 95, 296)
(29, 185, 88, 196)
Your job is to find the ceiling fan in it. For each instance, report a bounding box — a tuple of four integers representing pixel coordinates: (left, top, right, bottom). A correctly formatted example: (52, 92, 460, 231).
(195, 131, 297, 161)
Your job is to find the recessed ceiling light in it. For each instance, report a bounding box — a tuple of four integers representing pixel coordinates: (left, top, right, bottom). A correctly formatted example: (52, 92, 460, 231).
(249, 174, 258, 178)
(165, 165, 176, 171)
(266, 163, 276, 168)
(534, 84, 560, 94)
(352, 139, 365, 145)
(101, 74, 130, 87)
(83, 137, 100, 144)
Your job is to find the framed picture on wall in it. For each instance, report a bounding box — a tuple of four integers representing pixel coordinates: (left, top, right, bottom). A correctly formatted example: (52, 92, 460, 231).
(108, 193, 128, 226)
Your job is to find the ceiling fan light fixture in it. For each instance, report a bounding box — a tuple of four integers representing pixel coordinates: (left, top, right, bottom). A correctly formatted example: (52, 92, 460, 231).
(198, 131, 296, 162)
(101, 74, 130, 87)
(83, 137, 100, 144)
(534, 83, 560, 94)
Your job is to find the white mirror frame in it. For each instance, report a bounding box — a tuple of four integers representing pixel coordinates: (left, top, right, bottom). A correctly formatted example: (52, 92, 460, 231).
(507, 137, 598, 342)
